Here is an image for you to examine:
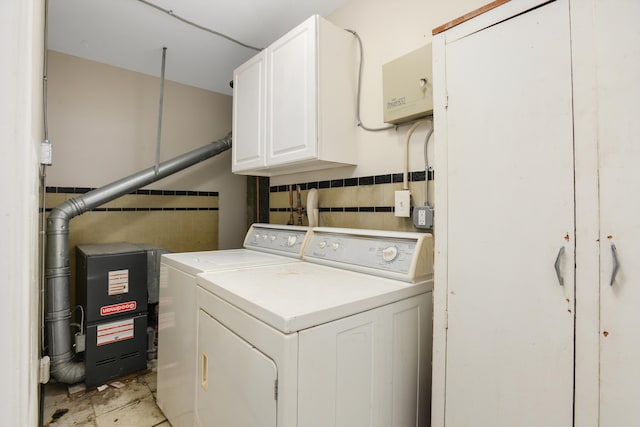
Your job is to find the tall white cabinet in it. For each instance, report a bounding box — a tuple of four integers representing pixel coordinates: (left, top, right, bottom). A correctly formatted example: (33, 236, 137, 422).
(232, 15, 356, 176)
(431, 0, 640, 426)
(595, 1, 640, 425)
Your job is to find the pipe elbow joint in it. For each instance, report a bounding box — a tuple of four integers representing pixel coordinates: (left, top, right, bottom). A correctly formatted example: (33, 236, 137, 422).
(50, 359, 85, 385)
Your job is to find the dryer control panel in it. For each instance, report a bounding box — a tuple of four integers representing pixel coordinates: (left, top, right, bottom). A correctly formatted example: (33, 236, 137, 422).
(304, 227, 433, 282)
(243, 224, 310, 256)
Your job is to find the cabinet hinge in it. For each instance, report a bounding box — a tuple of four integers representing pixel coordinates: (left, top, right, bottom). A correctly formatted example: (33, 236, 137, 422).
(274, 379, 278, 401)
(445, 310, 449, 330)
(445, 93, 449, 110)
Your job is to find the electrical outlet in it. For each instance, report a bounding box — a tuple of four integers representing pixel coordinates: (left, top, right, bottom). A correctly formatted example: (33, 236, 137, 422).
(395, 190, 411, 217)
(413, 205, 433, 229)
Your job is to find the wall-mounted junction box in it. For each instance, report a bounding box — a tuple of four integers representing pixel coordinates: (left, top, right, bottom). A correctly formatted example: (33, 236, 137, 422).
(382, 44, 433, 124)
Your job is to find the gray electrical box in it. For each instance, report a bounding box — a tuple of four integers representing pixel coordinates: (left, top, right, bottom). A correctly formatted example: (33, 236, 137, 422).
(382, 44, 433, 124)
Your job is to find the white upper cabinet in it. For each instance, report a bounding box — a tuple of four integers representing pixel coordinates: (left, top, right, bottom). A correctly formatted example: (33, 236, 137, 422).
(232, 15, 357, 176)
(232, 51, 267, 172)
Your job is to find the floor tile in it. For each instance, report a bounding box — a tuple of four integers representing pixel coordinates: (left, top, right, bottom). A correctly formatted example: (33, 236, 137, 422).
(91, 381, 153, 417)
(94, 395, 166, 427)
(44, 383, 96, 427)
(47, 405, 97, 427)
(44, 368, 165, 427)
(137, 371, 157, 393)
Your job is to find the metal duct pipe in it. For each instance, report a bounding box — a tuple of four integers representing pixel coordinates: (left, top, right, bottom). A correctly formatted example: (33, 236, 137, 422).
(45, 133, 231, 384)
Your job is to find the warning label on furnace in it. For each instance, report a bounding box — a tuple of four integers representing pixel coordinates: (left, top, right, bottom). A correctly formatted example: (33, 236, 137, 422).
(108, 269, 129, 295)
(97, 318, 134, 346)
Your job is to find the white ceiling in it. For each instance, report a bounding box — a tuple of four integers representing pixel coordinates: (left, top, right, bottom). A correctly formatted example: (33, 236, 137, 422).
(47, 0, 349, 95)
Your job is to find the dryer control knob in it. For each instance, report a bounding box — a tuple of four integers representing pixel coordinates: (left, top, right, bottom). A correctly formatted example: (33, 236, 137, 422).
(332, 243, 340, 250)
(318, 241, 327, 249)
(287, 235, 297, 246)
(382, 246, 399, 262)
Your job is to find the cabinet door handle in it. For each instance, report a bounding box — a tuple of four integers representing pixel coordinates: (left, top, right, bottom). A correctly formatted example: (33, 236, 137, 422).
(554, 246, 565, 286)
(610, 244, 619, 286)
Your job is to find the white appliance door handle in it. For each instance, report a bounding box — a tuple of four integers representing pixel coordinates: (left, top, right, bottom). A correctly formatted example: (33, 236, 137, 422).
(201, 352, 208, 390)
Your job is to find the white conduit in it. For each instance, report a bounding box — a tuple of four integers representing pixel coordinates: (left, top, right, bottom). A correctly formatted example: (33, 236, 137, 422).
(403, 120, 431, 190)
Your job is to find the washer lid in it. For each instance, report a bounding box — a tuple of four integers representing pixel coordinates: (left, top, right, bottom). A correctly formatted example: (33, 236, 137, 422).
(196, 262, 432, 334)
(161, 250, 298, 276)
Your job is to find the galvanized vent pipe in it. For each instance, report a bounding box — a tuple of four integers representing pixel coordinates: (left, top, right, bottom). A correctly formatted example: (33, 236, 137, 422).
(45, 133, 231, 384)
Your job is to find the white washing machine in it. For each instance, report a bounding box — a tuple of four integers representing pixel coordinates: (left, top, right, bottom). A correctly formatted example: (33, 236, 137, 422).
(195, 227, 434, 427)
(156, 224, 310, 427)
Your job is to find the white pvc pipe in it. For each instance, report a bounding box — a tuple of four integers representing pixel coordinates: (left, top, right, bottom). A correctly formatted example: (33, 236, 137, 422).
(403, 120, 430, 190)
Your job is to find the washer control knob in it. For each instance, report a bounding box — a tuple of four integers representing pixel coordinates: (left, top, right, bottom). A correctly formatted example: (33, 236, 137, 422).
(318, 241, 327, 249)
(287, 235, 297, 247)
(382, 246, 399, 262)
(270, 234, 277, 241)
(254, 233, 261, 240)
(332, 243, 340, 250)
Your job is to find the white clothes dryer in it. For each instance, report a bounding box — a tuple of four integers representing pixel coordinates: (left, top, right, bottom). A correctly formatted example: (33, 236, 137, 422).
(156, 224, 310, 427)
(195, 227, 434, 427)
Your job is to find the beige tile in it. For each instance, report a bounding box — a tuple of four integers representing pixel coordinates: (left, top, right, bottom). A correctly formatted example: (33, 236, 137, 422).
(357, 213, 387, 230)
(381, 182, 404, 207)
(100, 195, 136, 209)
(323, 212, 358, 229)
(188, 211, 218, 251)
(317, 186, 357, 209)
(91, 381, 153, 417)
(44, 383, 70, 410)
(354, 185, 384, 207)
(269, 211, 292, 225)
(46, 193, 68, 208)
(384, 213, 414, 232)
(270, 190, 293, 210)
(48, 404, 97, 427)
(137, 371, 157, 394)
(408, 181, 428, 207)
(182, 195, 218, 209)
(317, 212, 338, 228)
(94, 395, 166, 427)
(44, 384, 96, 427)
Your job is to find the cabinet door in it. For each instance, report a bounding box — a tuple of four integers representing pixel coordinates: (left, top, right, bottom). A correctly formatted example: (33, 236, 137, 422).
(266, 16, 318, 166)
(597, 1, 640, 424)
(440, 1, 575, 425)
(196, 310, 277, 427)
(232, 51, 267, 173)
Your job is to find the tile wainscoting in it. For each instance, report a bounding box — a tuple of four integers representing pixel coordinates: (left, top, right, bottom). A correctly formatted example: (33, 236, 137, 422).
(43, 187, 220, 307)
(269, 170, 434, 231)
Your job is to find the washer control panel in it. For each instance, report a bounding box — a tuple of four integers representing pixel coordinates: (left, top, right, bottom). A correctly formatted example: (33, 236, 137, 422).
(244, 224, 309, 255)
(305, 228, 433, 281)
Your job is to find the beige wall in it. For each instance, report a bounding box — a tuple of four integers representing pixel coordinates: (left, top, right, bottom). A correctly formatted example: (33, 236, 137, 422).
(46, 51, 247, 249)
(270, 0, 487, 230)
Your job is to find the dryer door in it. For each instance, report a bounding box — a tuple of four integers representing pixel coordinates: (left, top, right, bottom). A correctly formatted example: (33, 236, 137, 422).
(196, 309, 278, 427)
